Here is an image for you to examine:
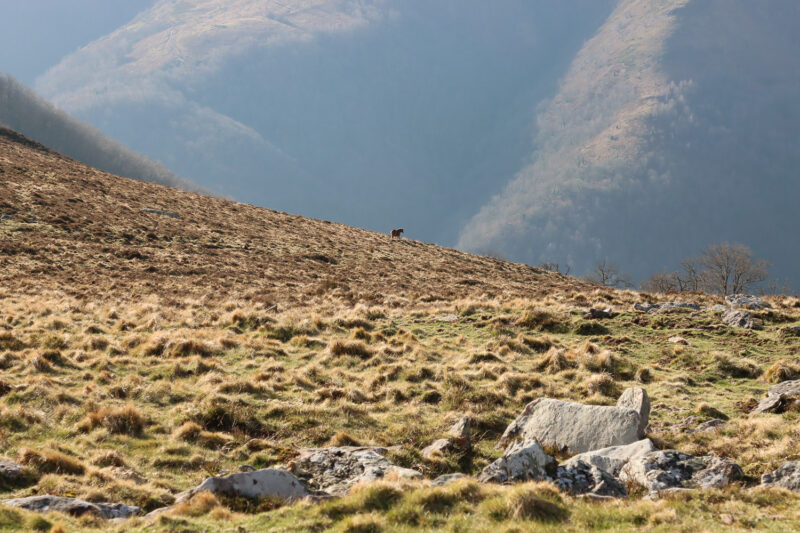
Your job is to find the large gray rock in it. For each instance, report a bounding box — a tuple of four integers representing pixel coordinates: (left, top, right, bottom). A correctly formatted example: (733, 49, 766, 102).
(498, 398, 641, 453)
(478, 440, 556, 483)
(619, 451, 743, 493)
(761, 461, 800, 491)
(769, 380, 800, 398)
(725, 294, 771, 310)
(175, 468, 309, 504)
(290, 447, 421, 495)
(722, 309, 754, 329)
(562, 439, 656, 476)
(616, 387, 650, 435)
(554, 460, 627, 498)
(2, 496, 140, 519)
(751, 379, 800, 414)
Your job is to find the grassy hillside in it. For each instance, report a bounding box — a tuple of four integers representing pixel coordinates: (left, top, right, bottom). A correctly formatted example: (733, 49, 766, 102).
(1, 127, 800, 531)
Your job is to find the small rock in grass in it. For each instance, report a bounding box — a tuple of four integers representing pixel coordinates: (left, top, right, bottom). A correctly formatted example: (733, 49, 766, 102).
(478, 440, 556, 483)
(761, 461, 800, 491)
(2, 495, 140, 519)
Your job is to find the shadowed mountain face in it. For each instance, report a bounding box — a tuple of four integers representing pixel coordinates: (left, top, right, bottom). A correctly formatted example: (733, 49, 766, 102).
(35, 0, 615, 245)
(458, 0, 800, 288)
(32, 0, 800, 288)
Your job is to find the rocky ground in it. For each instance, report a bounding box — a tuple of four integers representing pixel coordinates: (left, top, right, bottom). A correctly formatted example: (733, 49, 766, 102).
(1, 127, 800, 531)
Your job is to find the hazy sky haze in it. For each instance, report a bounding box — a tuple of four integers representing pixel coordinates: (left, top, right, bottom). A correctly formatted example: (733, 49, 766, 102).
(0, 0, 154, 84)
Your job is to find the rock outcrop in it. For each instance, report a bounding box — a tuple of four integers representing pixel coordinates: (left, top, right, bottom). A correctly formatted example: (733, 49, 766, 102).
(751, 379, 800, 414)
(761, 461, 800, 491)
(498, 398, 642, 453)
(721, 309, 754, 329)
(634, 302, 700, 314)
(1, 495, 140, 519)
(290, 447, 421, 495)
(619, 451, 743, 493)
(478, 440, 556, 483)
(175, 468, 309, 504)
(562, 439, 656, 477)
(554, 460, 627, 498)
(616, 387, 650, 436)
(725, 295, 771, 310)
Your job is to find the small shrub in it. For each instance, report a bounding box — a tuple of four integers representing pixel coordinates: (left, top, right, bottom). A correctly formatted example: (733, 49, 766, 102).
(711, 353, 762, 379)
(764, 359, 800, 383)
(516, 309, 563, 332)
(585, 373, 619, 397)
(506, 484, 567, 522)
(534, 347, 575, 374)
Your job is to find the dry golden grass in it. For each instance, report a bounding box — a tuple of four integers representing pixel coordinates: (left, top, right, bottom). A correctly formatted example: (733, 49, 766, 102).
(1, 127, 800, 531)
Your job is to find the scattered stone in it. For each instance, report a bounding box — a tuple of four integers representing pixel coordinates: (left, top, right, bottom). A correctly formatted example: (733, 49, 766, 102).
(725, 294, 771, 310)
(175, 468, 309, 504)
(422, 439, 453, 459)
(751, 379, 800, 414)
(689, 419, 726, 434)
(721, 309, 754, 329)
(436, 314, 459, 323)
(751, 395, 785, 415)
(290, 447, 421, 495)
(140, 208, 181, 219)
(1, 496, 140, 519)
(430, 473, 467, 487)
(583, 308, 614, 320)
(478, 440, 556, 483)
(616, 387, 650, 436)
(448, 416, 471, 450)
(779, 326, 800, 338)
(554, 460, 627, 498)
(672, 416, 700, 432)
(498, 398, 641, 453)
(619, 451, 743, 493)
(0, 460, 23, 482)
(668, 336, 690, 345)
(635, 302, 700, 314)
(761, 461, 800, 491)
(562, 439, 656, 477)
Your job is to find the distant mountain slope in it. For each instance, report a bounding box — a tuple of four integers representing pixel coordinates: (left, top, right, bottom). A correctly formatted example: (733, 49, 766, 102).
(0, 74, 202, 193)
(36, 0, 615, 245)
(0, 126, 575, 303)
(459, 0, 800, 288)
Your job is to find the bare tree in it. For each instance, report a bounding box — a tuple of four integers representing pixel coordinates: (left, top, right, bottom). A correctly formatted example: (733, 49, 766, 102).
(640, 270, 680, 292)
(538, 262, 571, 276)
(677, 257, 704, 292)
(584, 259, 632, 288)
(698, 243, 769, 295)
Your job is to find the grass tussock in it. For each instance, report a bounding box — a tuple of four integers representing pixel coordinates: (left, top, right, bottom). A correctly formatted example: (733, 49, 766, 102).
(329, 340, 374, 359)
(78, 405, 146, 435)
(18, 448, 85, 475)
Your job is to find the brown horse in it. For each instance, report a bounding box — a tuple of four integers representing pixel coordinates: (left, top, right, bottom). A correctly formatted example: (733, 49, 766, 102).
(390, 228, 404, 239)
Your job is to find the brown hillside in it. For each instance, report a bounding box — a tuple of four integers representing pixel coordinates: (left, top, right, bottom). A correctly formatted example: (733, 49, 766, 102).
(0, 126, 578, 304)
